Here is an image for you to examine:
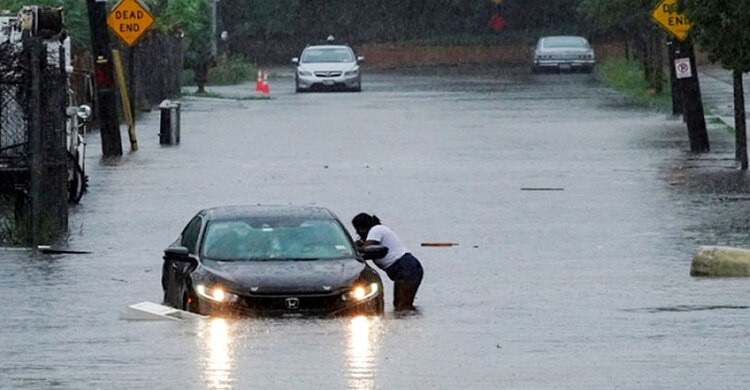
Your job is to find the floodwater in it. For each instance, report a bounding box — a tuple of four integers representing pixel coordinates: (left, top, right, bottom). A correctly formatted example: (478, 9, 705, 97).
(2, 66, 749, 389)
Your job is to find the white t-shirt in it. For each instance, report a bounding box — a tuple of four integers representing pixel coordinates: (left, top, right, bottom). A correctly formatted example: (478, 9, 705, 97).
(365, 225, 407, 270)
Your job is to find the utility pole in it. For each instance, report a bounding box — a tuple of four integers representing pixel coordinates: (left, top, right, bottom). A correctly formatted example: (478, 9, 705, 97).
(666, 40, 683, 117)
(86, 0, 122, 157)
(672, 38, 709, 153)
(210, 0, 218, 56)
(652, 0, 709, 153)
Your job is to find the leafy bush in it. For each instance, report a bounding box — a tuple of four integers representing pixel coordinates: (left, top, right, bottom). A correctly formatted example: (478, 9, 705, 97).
(181, 57, 255, 86)
(207, 57, 256, 85)
(181, 68, 196, 87)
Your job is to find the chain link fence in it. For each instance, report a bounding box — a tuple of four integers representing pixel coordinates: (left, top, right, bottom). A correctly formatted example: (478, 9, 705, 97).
(0, 41, 28, 245)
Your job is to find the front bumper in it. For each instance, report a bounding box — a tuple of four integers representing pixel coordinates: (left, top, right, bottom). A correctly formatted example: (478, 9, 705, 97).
(196, 290, 383, 317)
(296, 73, 361, 91)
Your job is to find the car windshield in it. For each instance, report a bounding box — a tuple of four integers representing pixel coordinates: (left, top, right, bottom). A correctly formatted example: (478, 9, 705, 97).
(301, 47, 354, 63)
(201, 218, 355, 261)
(543, 37, 588, 49)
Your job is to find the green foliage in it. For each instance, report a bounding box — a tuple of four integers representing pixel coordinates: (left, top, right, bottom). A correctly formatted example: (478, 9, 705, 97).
(181, 68, 195, 87)
(597, 58, 671, 109)
(208, 56, 255, 85)
(578, 0, 655, 31)
(0, 0, 90, 49)
(181, 56, 255, 86)
(678, 0, 750, 73)
(150, 0, 210, 68)
(0, 0, 210, 68)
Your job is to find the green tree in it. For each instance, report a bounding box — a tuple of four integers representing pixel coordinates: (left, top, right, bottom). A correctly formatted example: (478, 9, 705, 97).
(579, 0, 665, 92)
(0, 0, 90, 48)
(149, 0, 212, 92)
(678, 0, 750, 169)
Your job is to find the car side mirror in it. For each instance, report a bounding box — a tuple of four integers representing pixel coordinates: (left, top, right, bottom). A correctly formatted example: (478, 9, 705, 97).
(359, 245, 388, 260)
(357, 56, 365, 62)
(164, 246, 197, 266)
(292, 57, 299, 64)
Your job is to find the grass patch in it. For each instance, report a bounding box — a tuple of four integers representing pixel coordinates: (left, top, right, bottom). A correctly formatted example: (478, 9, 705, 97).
(183, 91, 223, 98)
(596, 58, 672, 110)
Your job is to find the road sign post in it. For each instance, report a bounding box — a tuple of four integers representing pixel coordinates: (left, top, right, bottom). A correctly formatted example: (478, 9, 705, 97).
(106, 0, 154, 151)
(652, 0, 709, 153)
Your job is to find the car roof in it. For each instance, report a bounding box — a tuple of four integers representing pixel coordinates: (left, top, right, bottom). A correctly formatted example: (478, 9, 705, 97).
(202, 205, 338, 221)
(541, 35, 588, 42)
(303, 44, 353, 51)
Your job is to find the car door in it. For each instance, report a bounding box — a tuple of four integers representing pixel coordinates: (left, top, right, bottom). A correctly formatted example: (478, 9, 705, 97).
(162, 214, 203, 307)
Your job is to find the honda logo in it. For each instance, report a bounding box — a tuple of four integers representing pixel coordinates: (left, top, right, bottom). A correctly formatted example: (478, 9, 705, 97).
(285, 297, 300, 310)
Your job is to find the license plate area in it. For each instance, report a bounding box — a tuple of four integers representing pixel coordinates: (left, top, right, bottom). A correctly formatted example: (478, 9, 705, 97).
(322, 79, 335, 86)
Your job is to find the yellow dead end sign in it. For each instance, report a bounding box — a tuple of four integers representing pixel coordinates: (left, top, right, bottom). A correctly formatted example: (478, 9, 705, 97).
(651, 0, 692, 41)
(107, 0, 155, 46)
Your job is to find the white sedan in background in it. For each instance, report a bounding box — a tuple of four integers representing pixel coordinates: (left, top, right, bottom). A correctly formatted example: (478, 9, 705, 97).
(532, 35, 596, 74)
(292, 44, 363, 92)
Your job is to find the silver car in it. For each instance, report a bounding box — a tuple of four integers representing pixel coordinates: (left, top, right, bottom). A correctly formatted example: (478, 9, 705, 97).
(292, 44, 363, 92)
(532, 36, 595, 74)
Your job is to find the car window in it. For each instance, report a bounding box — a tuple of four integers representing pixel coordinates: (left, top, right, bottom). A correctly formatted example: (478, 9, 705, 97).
(202, 219, 354, 260)
(301, 47, 355, 63)
(543, 37, 588, 49)
(180, 215, 203, 254)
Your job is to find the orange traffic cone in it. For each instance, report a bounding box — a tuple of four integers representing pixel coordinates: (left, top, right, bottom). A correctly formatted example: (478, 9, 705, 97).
(261, 70, 270, 95)
(255, 70, 262, 92)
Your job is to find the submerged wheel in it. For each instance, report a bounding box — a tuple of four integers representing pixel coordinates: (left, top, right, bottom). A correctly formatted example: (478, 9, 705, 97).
(68, 157, 87, 204)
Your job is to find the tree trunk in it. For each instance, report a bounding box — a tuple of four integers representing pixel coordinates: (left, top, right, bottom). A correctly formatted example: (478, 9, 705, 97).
(734, 70, 748, 170)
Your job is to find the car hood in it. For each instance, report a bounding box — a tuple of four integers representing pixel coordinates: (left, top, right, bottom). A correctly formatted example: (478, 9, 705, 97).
(298, 62, 358, 72)
(198, 258, 367, 294)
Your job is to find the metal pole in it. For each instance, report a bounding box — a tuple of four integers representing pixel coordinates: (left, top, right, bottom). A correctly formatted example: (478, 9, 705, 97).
(210, 0, 218, 56)
(667, 39, 683, 116)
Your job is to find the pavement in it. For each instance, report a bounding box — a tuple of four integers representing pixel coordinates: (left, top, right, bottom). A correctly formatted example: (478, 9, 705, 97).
(698, 64, 750, 129)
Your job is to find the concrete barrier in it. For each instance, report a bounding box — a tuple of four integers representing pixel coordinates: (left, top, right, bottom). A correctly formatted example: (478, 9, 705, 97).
(691, 246, 750, 277)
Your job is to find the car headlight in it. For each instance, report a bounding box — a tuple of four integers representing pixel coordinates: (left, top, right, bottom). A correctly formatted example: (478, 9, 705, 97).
(342, 282, 379, 302)
(196, 284, 239, 303)
(344, 68, 359, 76)
(297, 68, 313, 76)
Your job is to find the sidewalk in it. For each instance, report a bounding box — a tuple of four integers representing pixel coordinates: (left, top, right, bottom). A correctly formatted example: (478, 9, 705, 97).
(698, 64, 750, 129)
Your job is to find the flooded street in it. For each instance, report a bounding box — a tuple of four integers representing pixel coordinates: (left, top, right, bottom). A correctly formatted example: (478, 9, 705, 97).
(2, 67, 749, 389)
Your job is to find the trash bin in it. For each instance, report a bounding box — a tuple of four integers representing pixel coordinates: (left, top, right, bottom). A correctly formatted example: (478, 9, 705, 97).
(159, 100, 181, 145)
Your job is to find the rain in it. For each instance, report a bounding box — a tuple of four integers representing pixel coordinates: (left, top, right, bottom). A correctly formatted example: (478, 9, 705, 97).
(2, 0, 750, 389)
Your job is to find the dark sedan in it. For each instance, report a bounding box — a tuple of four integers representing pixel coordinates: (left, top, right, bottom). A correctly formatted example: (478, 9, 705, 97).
(161, 205, 385, 317)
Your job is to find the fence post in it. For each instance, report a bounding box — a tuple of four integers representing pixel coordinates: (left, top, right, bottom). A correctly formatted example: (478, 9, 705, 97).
(24, 39, 43, 248)
(23, 38, 69, 248)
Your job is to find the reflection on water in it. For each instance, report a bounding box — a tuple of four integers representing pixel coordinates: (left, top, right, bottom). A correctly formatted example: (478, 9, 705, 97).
(346, 315, 382, 390)
(199, 318, 235, 389)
